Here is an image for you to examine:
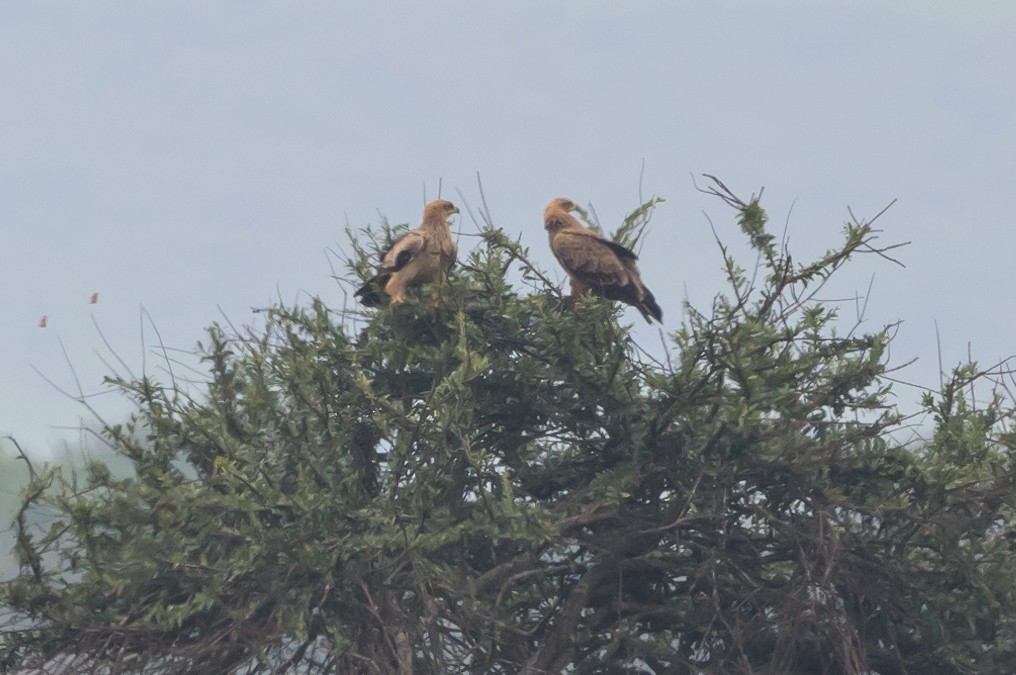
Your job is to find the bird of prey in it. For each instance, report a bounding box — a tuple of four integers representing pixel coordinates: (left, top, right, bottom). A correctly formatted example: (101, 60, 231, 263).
(543, 197, 662, 323)
(355, 199, 459, 306)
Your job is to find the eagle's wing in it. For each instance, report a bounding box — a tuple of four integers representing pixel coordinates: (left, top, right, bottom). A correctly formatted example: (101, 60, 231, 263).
(589, 232, 639, 261)
(552, 229, 662, 323)
(354, 230, 428, 306)
(378, 229, 452, 304)
(379, 230, 426, 273)
(551, 230, 632, 289)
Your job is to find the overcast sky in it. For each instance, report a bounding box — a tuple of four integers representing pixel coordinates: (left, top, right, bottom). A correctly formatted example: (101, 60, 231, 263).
(2, 2, 1015, 458)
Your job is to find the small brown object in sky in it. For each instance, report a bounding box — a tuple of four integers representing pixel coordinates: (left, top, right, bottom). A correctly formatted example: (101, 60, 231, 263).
(38, 316, 47, 328)
(90, 293, 98, 304)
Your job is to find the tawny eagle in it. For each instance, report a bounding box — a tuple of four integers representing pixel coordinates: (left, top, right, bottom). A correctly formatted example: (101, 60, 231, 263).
(543, 197, 662, 323)
(355, 199, 458, 306)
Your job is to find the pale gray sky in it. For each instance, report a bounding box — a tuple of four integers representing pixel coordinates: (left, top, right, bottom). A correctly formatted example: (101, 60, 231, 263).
(2, 2, 1015, 456)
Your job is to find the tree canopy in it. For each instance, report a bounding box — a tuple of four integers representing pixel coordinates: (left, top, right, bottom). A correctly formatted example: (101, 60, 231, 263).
(3, 180, 1015, 674)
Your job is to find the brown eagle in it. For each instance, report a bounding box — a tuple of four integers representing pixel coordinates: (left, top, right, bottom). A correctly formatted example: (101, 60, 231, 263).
(543, 197, 662, 323)
(355, 199, 459, 306)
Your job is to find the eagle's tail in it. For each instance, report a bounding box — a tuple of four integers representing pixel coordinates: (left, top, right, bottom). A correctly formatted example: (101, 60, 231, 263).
(637, 288, 663, 324)
(354, 274, 390, 307)
(601, 283, 663, 324)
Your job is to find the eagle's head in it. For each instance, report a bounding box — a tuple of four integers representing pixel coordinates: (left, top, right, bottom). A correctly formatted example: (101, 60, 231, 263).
(543, 197, 579, 232)
(546, 197, 577, 212)
(423, 199, 459, 225)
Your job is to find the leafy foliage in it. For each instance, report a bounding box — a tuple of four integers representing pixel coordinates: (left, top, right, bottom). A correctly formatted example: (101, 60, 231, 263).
(3, 180, 1016, 674)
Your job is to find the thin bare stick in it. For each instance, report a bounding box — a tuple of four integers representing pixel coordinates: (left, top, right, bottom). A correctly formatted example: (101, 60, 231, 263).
(91, 316, 137, 381)
(4, 435, 37, 481)
(638, 158, 646, 205)
(935, 320, 944, 393)
(141, 307, 176, 392)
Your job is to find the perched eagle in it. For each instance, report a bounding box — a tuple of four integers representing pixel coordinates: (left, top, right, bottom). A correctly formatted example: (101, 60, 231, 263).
(543, 197, 662, 324)
(355, 199, 459, 306)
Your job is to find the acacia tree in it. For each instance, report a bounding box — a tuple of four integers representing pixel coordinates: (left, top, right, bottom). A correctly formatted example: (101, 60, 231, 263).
(3, 179, 1015, 674)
